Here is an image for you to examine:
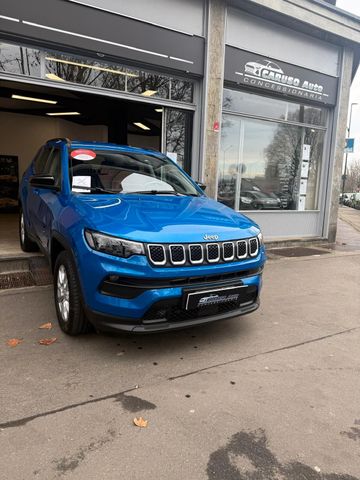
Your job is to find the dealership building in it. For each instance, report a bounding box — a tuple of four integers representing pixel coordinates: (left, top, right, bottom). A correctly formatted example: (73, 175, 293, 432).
(0, 0, 360, 249)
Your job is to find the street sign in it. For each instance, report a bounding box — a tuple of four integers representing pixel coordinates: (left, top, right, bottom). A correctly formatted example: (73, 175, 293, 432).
(345, 138, 355, 153)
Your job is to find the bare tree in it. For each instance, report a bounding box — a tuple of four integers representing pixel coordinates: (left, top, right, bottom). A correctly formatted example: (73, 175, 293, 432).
(345, 159, 360, 192)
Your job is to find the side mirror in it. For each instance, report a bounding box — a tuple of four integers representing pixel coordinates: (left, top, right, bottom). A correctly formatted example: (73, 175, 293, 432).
(196, 182, 207, 191)
(30, 175, 58, 189)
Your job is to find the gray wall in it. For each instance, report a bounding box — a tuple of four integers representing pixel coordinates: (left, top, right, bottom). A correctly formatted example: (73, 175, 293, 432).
(226, 8, 340, 77)
(66, 0, 206, 36)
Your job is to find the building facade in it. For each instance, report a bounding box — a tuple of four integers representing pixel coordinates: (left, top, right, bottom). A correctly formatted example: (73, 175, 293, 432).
(0, 0, 359, 243)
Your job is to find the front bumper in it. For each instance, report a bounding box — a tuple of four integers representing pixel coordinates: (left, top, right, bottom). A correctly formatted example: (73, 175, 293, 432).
(85, 299, 260, 333)
(74, 240, 266, 332)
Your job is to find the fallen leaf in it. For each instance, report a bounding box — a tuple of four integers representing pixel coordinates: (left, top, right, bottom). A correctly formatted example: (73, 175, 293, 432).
(6, 338, 23, 347)
(39, 337, 57, 346)
(39, 322, 52, 330)
(133, 417, 148, 428)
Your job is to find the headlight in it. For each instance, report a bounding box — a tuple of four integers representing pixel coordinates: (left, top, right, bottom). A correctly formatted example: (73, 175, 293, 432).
(257, 232, 264, 246)
(84, 229, 144, 258)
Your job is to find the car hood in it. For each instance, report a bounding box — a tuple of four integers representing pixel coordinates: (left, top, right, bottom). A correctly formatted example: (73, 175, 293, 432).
(70, 194, 259, 243)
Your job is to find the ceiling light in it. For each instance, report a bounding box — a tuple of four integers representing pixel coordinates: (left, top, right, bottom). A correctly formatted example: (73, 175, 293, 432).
(133, 122, 151, 131)
(12, 94, 57, 104)
(45, 56, 138, 77)
(46, 112, 81, 116)
(141, 90, 157, 97)
(45, 73, 66, 82)
(155, 108, 163, 113)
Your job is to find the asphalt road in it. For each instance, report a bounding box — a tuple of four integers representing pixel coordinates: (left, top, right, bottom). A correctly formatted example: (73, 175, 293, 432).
(1, 248, 360, 479)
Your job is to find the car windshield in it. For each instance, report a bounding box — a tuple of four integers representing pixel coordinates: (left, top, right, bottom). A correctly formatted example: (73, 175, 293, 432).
(249, 191, 270, 199)
(69, 149, 200, 196)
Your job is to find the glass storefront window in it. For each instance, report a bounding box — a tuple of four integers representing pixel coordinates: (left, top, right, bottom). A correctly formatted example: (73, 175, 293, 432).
(165, 109, 192, 171)
(170, 79, 193, 103)
(45, 54, 128, 92)
(0, 41, 194, 103)
(218, 114, 325, 211)
(223, 88, 327, 126)
(0, 43, 41, 76)
(127, 71, 169, 99)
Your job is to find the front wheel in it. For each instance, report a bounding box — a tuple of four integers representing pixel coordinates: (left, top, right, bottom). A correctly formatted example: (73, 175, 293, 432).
(54, 251, 90, 335)
(19, 208, 38, 252)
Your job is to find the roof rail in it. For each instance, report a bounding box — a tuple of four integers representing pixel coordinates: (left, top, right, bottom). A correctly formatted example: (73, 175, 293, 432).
(46, 137, 71, 145)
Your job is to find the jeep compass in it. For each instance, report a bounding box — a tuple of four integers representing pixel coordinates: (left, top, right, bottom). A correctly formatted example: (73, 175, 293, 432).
(19, 138, 266, 334)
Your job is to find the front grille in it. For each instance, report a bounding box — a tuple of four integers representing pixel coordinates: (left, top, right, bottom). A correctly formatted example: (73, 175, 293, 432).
(237, 240, 247, 259)
(169, 245, 185, 265)
(189, 244, 203, 264)
(223, 242, 235, 261)
(146, 237, 260, 267)
(207, 243, 220, 262)
(148, 245, 166, 265)
(249, 238, 259, 257)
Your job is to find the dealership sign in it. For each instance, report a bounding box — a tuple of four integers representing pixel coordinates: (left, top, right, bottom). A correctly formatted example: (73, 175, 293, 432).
(225, 46, 338, 105)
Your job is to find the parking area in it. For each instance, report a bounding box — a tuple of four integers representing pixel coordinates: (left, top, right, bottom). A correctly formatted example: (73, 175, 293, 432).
(1, 220, 360, 479)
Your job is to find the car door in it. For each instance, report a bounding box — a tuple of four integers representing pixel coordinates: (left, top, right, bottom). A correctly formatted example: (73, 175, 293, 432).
(27, 145, 52, 242)
(35, 147, 62, 251)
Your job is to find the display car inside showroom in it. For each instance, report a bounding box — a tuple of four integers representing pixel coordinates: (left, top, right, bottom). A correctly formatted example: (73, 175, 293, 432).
(0, 0, 360, 259)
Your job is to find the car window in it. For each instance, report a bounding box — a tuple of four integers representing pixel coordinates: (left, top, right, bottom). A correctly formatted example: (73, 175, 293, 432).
(34, 146, 52, 174)
(69, 149, 200, 196)
(44, 148, 62, 187)
(268, 62, 279, 70)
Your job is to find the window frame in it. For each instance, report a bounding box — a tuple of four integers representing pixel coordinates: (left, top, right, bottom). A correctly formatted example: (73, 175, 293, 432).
(219, 89, 330, 213)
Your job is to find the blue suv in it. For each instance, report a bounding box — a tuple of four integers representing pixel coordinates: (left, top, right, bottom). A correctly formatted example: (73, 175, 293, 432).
(19, 138, 266, 335)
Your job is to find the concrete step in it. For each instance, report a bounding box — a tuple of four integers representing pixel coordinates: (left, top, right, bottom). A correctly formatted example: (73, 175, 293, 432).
(0, 254, 52, 290)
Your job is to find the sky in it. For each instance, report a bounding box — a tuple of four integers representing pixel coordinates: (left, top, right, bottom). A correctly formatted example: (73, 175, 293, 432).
(336, 0, 360, 167)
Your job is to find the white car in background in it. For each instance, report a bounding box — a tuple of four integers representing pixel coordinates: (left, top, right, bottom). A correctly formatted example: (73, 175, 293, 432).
(245, 60, 284, 77)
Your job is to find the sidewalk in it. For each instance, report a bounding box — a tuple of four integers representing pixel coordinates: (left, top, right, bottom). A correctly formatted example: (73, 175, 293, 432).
(338, 205, 360, 233)
(335, 206, 360, 252)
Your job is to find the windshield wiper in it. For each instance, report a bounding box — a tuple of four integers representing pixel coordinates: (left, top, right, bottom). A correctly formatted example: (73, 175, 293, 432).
(72, 185, 120, 194)
(124, 190, 183, 196)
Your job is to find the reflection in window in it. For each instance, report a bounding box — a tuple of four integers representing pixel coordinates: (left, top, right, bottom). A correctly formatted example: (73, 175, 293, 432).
(0, 41, 194, 103)
(45, 54, 128, 91)
(218, 114, 324, 211)
(223, 88, 327, 126)
(171, 79, 193, 102)
(127, 71, 169, 99)
(0, 43, 40, 76)
(165, 109, 192, 171)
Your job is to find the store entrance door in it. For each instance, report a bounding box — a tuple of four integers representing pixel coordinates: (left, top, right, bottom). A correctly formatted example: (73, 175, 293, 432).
(162, 108, 193, 173)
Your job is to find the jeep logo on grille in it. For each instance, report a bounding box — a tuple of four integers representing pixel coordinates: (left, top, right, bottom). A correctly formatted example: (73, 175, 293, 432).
(203, 234, 219, 241)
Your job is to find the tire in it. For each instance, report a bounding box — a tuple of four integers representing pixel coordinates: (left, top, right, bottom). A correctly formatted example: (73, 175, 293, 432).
(19, 208, 38, 252)
(54, 251, 90, 335)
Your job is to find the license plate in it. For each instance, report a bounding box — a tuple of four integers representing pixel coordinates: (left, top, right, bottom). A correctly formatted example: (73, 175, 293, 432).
(184, 285, 246, 310)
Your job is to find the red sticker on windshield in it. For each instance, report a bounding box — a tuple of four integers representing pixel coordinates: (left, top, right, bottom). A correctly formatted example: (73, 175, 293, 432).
(70, 149, 96, 161)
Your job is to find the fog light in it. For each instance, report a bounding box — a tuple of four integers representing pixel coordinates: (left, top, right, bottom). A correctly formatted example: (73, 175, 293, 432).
(109, 275, 119, 282)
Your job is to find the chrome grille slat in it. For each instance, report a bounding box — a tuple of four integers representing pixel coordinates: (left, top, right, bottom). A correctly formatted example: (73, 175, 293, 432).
(223, 242, 235, 261)
(249, 238, 259, 257)
(237, 240, 248, 259)
(169, 244, 186, 265)
(148, 244, 166, 265)
(206, 243, 220, 263)
(189, 244, 203, 264)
